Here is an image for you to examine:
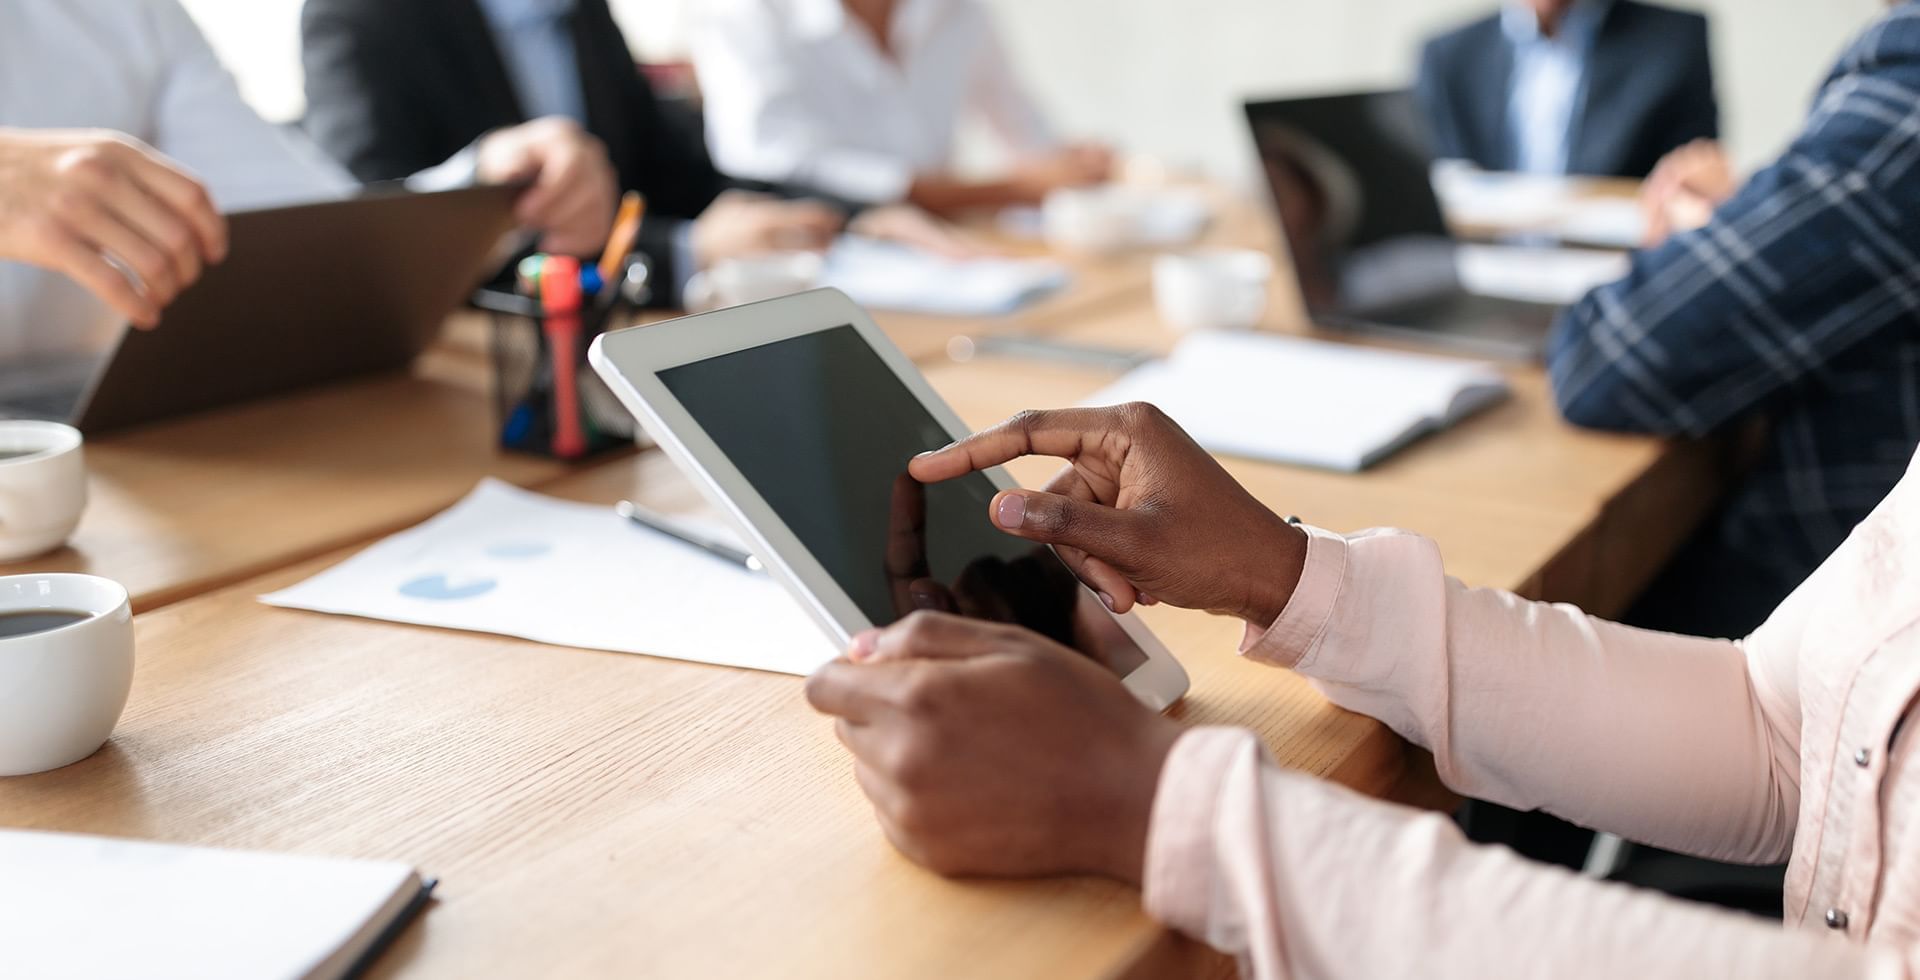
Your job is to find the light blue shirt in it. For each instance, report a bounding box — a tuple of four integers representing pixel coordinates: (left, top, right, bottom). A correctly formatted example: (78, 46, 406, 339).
(1502, 0, 1612, 174)
(476, 0, 587, 125)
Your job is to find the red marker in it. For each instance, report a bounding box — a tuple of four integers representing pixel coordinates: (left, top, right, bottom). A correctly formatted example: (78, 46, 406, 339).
(538, 255, 587, 459)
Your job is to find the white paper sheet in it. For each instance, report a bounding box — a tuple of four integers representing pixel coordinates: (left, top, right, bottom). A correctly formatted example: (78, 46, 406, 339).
(261, 480, 835, 676)
(1546, 197, 1648, 249)
(1433, 167, 1649, 248)
(822, 236, 1069, 316)
(1455, 244, 1630, 306)
(1085, 332, 1509, 472)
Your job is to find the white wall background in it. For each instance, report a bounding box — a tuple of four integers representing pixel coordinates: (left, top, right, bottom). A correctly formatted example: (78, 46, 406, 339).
(183, 0, 1887, 180)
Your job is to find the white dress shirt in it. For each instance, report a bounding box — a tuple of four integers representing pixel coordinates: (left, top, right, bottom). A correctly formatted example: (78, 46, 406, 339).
(691, 0, 1057, 204)
(0, 0, 356, 364)
(1502, 0, 1611, 175)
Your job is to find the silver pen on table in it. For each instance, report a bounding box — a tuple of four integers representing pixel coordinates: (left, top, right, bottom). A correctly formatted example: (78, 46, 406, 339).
(971, 335, 1155, 371)
(615, 500, 763, 573)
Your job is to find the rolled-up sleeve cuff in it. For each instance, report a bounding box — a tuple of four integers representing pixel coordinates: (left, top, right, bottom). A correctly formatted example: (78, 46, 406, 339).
(1142, 727, 1263, 939)
(1239, 524, 1349, 669)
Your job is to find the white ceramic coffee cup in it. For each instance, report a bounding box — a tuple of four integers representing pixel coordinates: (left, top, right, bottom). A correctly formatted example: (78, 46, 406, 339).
(0, 421, 86, 562)
(1153, 248, 1274, 333)
(0, 573, 133, 777)
(1042, 186, 1212, 255)
(683, 252, 824, 312)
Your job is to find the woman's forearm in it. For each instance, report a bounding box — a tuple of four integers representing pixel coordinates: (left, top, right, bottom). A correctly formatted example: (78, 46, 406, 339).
(1251, 525, 1799, 862)
(1146, 730, 1887, 979)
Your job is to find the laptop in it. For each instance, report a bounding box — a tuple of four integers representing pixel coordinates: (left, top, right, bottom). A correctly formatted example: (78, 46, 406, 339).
(1243, 89, 1563, 360)
(0, 183, 522, 433)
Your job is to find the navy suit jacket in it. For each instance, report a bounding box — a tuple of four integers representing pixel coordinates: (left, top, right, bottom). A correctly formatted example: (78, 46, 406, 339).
(1415, 1, 1718, 178)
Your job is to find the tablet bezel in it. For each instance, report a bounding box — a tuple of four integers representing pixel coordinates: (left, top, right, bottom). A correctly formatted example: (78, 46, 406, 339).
(588, 288, 1189, 710)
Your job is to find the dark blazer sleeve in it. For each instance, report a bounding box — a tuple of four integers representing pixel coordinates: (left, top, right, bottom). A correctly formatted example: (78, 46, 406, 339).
(1576, 4, 1721, 176)
(1670, 14, 1720, 147)
(1414, 36, 1469, 162)
(300, 0, 445, 182)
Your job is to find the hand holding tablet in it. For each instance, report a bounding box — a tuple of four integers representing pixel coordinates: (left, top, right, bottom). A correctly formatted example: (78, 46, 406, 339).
(805, 610, 1182, 882)
(588, 288, 1250, 881)
(588, 288, 1189, 709)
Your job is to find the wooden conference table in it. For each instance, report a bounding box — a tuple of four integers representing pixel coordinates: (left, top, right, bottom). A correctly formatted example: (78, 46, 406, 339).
(0, 183, 1731, 978)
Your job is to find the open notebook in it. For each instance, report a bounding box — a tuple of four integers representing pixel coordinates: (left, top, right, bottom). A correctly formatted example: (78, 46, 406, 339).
(0, 829, 432, 980)
(1085, 332, 1510, 472)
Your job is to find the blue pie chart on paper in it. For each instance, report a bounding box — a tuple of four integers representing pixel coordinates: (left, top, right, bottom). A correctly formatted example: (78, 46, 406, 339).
(399, 573, 498, 601)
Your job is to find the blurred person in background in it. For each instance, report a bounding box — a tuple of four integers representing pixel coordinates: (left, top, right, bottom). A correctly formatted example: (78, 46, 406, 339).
(0, 0, 614, 364)
(1549, 1, 1920, 641)
(690, 0, 1113, 215)
(1416, 0, 1717, 178)
(302, 0, 974, 310)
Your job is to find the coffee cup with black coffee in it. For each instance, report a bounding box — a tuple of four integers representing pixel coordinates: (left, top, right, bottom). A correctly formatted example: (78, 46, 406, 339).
(0, 421, 86, 562)
(0, 573, 133, 776)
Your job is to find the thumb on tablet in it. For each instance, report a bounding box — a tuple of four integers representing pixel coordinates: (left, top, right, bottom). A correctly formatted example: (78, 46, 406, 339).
(849, 612, 1021, 664)
(989, 490, 1139, 558)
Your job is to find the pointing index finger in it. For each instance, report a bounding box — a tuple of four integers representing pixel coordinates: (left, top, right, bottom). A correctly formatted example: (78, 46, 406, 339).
(908, 408, 1121, 484)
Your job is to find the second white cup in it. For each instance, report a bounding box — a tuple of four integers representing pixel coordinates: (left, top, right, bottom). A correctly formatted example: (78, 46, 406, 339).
(0, 421, 86, 562)
(1153, 248, 1274, 333)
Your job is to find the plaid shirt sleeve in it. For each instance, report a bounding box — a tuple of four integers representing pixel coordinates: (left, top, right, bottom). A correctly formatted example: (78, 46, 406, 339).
(1547, 9, 1920, 439)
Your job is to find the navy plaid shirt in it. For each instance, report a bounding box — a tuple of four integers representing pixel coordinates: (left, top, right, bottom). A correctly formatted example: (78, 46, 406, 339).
(1548, 5, 1920, 595)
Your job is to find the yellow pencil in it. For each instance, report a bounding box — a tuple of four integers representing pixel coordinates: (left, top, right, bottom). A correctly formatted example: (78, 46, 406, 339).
(598, 191, 646, 285)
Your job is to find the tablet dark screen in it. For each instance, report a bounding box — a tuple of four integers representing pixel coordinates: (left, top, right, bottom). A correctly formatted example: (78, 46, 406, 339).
(658, 325, 1148, 675)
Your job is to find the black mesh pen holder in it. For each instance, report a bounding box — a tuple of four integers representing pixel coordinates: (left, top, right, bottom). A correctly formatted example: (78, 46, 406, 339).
(474, 254, 652, 459)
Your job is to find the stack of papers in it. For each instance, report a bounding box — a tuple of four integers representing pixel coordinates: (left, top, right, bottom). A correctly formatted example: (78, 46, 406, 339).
(1455, 244, 1629, 306)
(1085, 332, 1510, 472)
(822, 236, 1069, 317)
(262, 480, 834, 675)
(1433, 167, 1649, 248)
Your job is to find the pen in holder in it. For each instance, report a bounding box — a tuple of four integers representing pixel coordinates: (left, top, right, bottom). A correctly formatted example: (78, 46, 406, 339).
(477, 252, 652, 460)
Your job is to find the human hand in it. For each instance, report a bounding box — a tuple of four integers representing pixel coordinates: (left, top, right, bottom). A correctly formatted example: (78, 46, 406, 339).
(475, 116, 618, 256)
(886, 471, 1087, 645)
(848, 204, 993, 259)
(1640, 139, 1736, 246)
(0, 128, 226, 329)
(692, 191, 844, 268)
(909, 404, 1307, 627)
(805, 611, 1181, 882)
(1009, 143, 1115, 202)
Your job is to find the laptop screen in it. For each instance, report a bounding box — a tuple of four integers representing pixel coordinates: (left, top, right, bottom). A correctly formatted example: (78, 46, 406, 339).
(1243, 89, 1462, 317)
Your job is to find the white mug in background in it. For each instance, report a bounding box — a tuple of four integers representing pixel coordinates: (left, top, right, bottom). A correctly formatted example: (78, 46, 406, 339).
(1042, 185, 1212, 255)
(682, 252, 824, 313)
(1153, 248, 1275, 333)
(0, 573, 133, 777)
(0, 421, 86, 562)
(1042, 186, 1140, 255)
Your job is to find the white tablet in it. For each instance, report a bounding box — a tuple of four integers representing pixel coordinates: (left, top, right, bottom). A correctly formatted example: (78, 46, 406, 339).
(588, 288, 1189, 710)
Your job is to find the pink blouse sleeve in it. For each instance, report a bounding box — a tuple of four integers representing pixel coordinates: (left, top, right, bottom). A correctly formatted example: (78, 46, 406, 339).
(1134, 522, 1873, 976)
(1247, 525, 1801, 863)
(1143, 728, 1914, 979)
